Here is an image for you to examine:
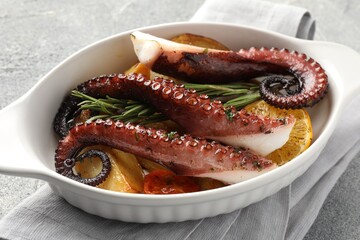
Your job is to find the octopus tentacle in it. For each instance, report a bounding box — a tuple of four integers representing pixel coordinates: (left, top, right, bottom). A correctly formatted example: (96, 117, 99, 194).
(56, 149, 111, 186)
(53, 73, 119, 138)
(130, 31, 329, 109)
(55, 119, 276, 184)
(53, 95, 83, 138)
(54, 73, 295, 155)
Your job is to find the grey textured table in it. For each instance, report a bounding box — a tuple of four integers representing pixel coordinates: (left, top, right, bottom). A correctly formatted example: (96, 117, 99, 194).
(0, 0, 359, 239)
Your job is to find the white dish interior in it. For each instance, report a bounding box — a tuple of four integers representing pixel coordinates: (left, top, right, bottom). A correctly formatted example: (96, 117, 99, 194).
(0, 22, 359, 222)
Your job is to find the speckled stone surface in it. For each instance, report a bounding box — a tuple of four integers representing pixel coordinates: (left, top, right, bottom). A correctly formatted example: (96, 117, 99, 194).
(0, 0, 359, 239)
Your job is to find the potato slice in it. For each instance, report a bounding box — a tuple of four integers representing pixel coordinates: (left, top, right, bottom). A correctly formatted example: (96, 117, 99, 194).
(171, 33, 229, 51)
(98, 157, 138, 193)
(75, 145, 144, 193)
(110, 149, 144, 193)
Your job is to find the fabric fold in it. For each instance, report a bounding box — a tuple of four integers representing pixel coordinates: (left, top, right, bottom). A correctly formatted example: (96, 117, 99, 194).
(190, 0, 316, 39)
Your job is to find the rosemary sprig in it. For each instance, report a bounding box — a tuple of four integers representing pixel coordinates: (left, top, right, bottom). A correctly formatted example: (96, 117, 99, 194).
(223, 92, 261, 108)
(184, 82, 260, 109)
(183, 82, 259, 96)
(71, 82, 261, 124)
(72, 90, 167, 124)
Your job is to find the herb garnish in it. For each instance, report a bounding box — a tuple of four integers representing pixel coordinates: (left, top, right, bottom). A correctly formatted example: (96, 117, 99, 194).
(166, 131, 177, 140)
(72, 81, 260, 124)
(225, 108, 235, 122)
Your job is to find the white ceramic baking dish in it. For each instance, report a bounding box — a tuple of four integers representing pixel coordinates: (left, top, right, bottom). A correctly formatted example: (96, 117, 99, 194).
(0, 22, 359, 223)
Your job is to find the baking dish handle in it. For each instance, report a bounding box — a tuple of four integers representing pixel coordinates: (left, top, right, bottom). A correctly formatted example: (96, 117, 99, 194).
(314, 42, 360, 104)
(0, 100, 47, 178)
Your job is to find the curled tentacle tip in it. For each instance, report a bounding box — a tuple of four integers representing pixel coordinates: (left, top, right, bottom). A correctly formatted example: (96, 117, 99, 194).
(259, 75, 328, 109)
(57, 149, 111, 186)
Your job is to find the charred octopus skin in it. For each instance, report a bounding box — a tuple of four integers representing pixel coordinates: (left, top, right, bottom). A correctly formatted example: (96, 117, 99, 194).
(54, 73, 295, 156)
(55, 119, 276, 184)
(131, 31, 329, 109)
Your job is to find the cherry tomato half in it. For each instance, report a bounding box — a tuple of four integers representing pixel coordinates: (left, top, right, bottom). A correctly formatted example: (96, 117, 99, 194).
(144, 169, 200, 194)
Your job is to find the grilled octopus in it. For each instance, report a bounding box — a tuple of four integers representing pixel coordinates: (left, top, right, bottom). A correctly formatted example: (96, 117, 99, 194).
(131, 31, 329, 109)
(54, 74, 294, 185)
(54, 32, 329, 187)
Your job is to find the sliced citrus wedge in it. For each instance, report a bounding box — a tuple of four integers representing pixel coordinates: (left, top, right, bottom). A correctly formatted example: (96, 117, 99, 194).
(244, 100, 313, 165)
(124, 62, 151, 78)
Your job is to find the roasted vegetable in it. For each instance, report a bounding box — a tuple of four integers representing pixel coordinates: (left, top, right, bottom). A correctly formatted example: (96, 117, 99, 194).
(170, 33, 229, 50)
(143, 169, 200, 194)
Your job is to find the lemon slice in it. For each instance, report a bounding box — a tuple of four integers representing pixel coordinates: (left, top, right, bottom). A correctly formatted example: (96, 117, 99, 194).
(244, 100, 313, 165)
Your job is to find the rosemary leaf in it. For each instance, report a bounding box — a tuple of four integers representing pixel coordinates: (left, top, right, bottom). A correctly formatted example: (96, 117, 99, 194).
(223, 93, 261, 108)
(122, 104, 147, 117)
(138, 107, 156, 117)
(87, 114, 112, 122)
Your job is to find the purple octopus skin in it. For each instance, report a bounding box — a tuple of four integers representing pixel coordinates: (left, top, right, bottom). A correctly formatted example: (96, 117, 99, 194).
(58, 149, 112, 186)
(131, 31, 329, 109)
(55, 119, 276, 183)
(54, 73, 295, 156)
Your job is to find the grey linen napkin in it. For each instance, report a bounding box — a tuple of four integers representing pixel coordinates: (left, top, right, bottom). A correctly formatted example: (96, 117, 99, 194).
(1, 0, 358, 239)
(191, 0, 316, 40)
